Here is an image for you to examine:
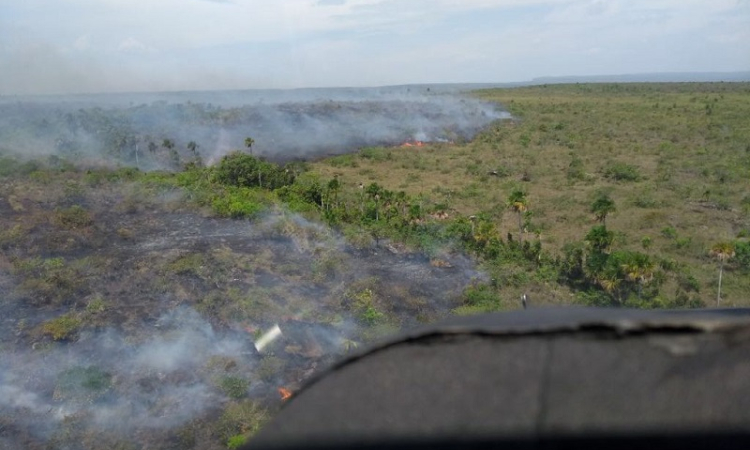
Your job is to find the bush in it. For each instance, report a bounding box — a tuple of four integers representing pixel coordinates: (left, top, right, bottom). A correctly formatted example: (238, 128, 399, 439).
(604, 162, 642, 181)
(256, 356, 285, 382)
(675, 236, 692, 249)
(351, 288, 386, 325)
(227, 435, 248, 449)
(677, 273, 701, 292)
(54, 205, 93, 229)
(41, 314, 82, 341)
(661, 226, 678, 239)
(567, 155, 586, 181)
(0, 224, 25, 248)
(0, 156, 20, 177)
(18, 160, 42, 176)
(735, 240, 750, 271)
(218, 376, 249, 400)
(633, 195, 658, 208)
(576, 289, 615, 307)
(14, 257, 87, 307)
(327, 153, 358, 168)
(54, 365, 112, 402)
(217, 401, 269, 444)
(461, 284, 500, 309)
(359, 147, 390, 161)
(167, 253, 205, 276)
(211, 189, 264, 218)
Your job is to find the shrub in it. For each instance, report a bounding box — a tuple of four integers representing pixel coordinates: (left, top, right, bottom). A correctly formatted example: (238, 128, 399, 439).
(256, 356, 285, 382)
(675, 236, 692, 249)
(567, 155, 586, 181)
(661, 226, 678, 239)
(218, 376, 249, 400)
(461, 284, 500, 310)
(227, 435, 248, 449)
(741, 195, 750, 215)
(167, 253, 205, 276)
(217, 401, 269, 444)
(677, 273, 701, 293)
(633, 195, 658, 208)
(41, 314, 82, 341)
(0, 156, 20, 177)
(14, 257, 87, 307)
(18, 160, 42, 176)
(576, 289, 615, 307)
(604, 162, 642, 181)
(54, 365, 112, 402)
(359, 147, 390, 161)
(352, 288, 386, 325)
(211, 189, 264, 218)
(0, 224, 25, 248)
(735, 240, 750, 271)
(85, 295, 107, 313)
(54, 205, 93, 229)
(327, 154, 358, 168)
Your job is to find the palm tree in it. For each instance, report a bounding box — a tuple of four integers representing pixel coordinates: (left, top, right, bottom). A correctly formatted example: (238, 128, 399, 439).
(133, 135, 140, 169)
(598, 273, 621, 301)
(710, 242, 735, 306)
(591, 193, 616, 226)
(162, 139, 178, 166)
(621, 253, 655, 300)
(508, 189, 527, 240)
(244, 137, 255, 152)
(366, 183, 383, 221)
(585, 225, 614, 253)
(327, 177, 341, 211)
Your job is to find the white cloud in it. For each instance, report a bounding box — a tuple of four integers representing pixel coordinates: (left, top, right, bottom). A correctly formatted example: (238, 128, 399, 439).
(117, 37, 154, 53)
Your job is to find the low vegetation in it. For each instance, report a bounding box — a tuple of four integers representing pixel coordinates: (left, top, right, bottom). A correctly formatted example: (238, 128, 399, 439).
(1, 82, 749, 449)
(309, 82, 750, 308)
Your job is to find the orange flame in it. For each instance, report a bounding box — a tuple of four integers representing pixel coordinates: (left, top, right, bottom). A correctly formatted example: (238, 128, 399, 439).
(401, 140, 425, 148)
(278, 387, 293, 401)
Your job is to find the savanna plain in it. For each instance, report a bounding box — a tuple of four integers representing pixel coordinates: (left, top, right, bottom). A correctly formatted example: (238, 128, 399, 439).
(0, 82, 749, 449)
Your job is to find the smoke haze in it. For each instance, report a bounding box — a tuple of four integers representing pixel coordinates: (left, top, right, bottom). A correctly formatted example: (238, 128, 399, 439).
(0, 202, 486, 448)
(0, 85, 498, 448)
(0, 86, 508, 167)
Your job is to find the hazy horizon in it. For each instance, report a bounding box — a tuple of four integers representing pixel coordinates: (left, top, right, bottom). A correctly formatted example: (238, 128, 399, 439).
(1, 71, 748, 100)
(2, 0, 748, 96)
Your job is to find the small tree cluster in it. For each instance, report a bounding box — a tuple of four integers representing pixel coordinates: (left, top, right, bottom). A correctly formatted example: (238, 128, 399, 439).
(214, 151, 296, 190)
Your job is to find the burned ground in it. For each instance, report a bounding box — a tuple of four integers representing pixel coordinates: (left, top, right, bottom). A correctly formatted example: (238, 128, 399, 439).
(0, 170, 483, 449)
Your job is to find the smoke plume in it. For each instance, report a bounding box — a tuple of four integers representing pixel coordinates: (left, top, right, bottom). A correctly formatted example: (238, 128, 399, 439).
(0, 85, 509, 168)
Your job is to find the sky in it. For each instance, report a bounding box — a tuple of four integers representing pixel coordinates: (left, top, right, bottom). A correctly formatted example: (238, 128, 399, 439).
(0, 0, 748, 95)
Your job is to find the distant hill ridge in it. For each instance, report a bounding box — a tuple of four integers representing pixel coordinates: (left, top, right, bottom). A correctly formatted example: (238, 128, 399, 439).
(529, 71, 750, 84)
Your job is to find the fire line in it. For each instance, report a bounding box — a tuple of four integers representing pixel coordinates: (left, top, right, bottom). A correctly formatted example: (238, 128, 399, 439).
(278, 387, 293, 401)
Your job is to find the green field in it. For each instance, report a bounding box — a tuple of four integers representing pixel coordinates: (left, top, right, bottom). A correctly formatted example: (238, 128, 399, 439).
(309, 82, 750, 309)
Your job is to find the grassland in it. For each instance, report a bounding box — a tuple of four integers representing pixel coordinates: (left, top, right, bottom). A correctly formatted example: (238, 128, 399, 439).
(0, 82, 749, 449)
(310, 82, 750, 308)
